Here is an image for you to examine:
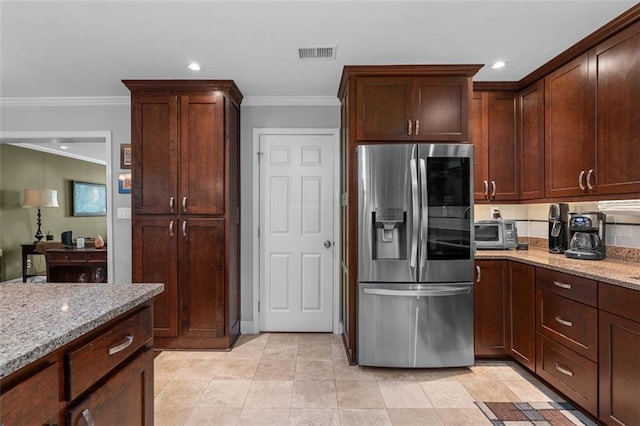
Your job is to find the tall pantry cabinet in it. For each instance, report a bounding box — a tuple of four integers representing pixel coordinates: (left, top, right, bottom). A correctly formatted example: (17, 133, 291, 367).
(123, 80, 242, 349)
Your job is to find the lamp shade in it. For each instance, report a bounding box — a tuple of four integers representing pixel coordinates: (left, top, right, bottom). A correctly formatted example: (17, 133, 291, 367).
(23, 189, 59, 208)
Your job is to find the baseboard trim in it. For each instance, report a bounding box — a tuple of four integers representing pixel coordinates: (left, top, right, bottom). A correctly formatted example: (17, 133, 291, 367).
(240, 320, 258, 334)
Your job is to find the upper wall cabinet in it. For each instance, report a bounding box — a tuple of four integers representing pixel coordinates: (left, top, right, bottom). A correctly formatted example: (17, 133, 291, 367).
(518, 80, 545, 200)
(348, 65, 482, 142)
(594, 21, 640, 195)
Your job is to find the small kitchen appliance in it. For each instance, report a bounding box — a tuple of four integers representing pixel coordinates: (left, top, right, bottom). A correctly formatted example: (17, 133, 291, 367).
(548, 203, 569, 253)
(474, 219, 519, 250)
(564, 212, 606, 260)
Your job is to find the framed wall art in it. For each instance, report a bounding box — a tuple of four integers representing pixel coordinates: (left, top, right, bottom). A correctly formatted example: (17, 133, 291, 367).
(120, 143, 132, 169)
(118, 172, 132, 194)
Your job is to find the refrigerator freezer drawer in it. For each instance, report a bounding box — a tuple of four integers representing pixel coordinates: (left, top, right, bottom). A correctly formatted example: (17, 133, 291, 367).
(358, 282, 474, 368)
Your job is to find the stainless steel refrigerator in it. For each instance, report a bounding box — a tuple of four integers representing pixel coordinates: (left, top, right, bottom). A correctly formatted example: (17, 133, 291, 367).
(357, 143, 474, 368)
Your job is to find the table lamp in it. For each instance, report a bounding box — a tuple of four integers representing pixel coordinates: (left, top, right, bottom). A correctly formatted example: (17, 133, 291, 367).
(23, 189, 59, 242)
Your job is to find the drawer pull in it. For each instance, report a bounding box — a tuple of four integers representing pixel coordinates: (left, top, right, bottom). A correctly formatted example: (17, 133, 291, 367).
(81, 409, 95, 426)
(553, 281, 572, 290)
(554, 363, 574, 377)
(108, 334, 134, 355)
(554, 316, 573, 327)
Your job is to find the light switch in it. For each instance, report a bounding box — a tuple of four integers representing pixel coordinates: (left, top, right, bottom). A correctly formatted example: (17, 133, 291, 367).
(117, 207, 131, 219)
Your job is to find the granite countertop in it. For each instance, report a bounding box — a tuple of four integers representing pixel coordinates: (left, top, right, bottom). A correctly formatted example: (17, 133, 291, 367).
(476, 247, 640, 291)
(0, 282, 164, 378)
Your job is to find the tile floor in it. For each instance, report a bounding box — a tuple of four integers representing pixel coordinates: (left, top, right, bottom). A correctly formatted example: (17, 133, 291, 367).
(153, 333, 581, 425)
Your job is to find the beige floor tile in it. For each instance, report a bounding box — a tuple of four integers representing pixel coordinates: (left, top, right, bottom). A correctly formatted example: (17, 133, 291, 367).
(291, 380, 338, 409)
(263, 345, 299, 360)
(155, 350, 194, 362)
(244, 380, 293, 408)
(387, 408, 443, 425)
(484, 364, 529, 381)
(197, 379, 251, 407)
(373, 369, 417, 381)
(267, 332, 300, 344)
(435, 408, 492, 425)
(189, 351, 230, 360)
(299, 332, 333, 344)
(333, 362, 377, 381)
(154, 377, 171, 397)
(339, 408, 392, 425)
(297, 342, 333, 360)
(185, 407, 241, 425)
(419, 380, 476, 409)
(336, 381, 385, 409)
(289, 408, 340, 425)
(154, 405, 194, 426)
(502, 379, 555, 402)
(377, 381, 432, 409)
(255, 358, 297, 381)
(237, 408, 291, 425)
(453, 365, 498, 382)
(155, 379, 209, 408)
(154, 358, 190, 382)
(175, 359, 224, 380)
(295, 359, 335, 380)
(413, 368, 469, 382)
(460, 380, 521, 402)
(208, 359, 259, 380)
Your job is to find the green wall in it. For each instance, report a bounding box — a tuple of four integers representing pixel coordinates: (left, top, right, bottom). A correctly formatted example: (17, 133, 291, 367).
(0, 144, 107, 280)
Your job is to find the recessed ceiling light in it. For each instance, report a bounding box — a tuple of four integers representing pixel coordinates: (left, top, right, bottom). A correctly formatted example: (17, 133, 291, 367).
(186, 62, 201, 71)
(491, 60, 507, 70)
(59, 145, 68, 150)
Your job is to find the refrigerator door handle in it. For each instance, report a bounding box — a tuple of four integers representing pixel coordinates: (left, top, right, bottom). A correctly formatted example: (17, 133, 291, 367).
(363, 287, 472, 297)
(419, 158, 428, 269)
(410, 158, 419, 269)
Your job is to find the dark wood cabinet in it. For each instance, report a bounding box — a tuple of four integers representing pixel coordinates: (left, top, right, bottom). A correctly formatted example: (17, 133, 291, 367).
(0, 363, 59, 425)
(472, 91, 518, 202)
(45, 248, 107, 283)
(509, 262, 535, 371)
(545, 51, 596, 198)
(125, 80, 242, 350)
(518, 80, 545, 200)
(474, 260, 510, 356)
(599, 283, 640, 426)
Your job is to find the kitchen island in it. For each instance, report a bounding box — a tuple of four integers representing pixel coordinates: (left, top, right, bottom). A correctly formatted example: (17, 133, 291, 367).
(0, 282, 163, 425)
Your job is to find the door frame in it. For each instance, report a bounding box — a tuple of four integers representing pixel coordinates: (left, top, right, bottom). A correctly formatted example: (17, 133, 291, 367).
(252, 128, 340, 334)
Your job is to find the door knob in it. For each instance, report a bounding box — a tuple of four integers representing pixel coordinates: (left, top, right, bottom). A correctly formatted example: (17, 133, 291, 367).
(324, 240, 333, 249)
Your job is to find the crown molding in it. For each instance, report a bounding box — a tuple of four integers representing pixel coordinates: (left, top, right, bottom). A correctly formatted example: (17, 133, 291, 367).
(242, 96, 339, 106)
(0, 96, 129, 107)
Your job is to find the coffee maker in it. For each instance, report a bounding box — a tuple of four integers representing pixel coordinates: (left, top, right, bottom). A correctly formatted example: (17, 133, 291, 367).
(565, 212, 606, 260)
(548, 203, 569, 253)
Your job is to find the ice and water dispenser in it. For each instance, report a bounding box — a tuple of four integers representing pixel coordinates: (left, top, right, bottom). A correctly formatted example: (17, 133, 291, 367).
(372, 208, 406, 260)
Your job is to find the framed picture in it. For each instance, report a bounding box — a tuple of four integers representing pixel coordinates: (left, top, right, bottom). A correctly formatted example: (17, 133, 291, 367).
(118, 172, 132, 194)
(72, 180, 107, 216)
(120, 144, 132, 169)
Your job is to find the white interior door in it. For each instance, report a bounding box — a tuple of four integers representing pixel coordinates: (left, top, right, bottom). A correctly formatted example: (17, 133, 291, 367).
(259, 132, 335, 331)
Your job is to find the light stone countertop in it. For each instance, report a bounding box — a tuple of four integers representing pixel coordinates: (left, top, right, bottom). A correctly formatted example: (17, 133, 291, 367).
(0, 282, 164, 378)
(475, 247, 640, 291)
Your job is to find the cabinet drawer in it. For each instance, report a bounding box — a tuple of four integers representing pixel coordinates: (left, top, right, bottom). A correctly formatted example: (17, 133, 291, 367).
(0, 362, 59, 425)
(599, 282, 640, 323)
(65, 307, 152, 401)
(536, 334, 598, 416)
(86, 251, 107, 263)
(46, 251, 85, 263)
(536, 268, 597, 307)
(536, 289, 598, 361)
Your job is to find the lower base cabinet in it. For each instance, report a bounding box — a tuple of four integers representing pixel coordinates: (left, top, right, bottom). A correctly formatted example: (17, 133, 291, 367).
(509, 262, 535, 371)
(474, 260, 509, 356)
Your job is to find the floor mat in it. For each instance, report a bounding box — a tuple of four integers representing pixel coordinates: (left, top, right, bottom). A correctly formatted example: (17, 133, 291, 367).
(475, 401, 599, 425)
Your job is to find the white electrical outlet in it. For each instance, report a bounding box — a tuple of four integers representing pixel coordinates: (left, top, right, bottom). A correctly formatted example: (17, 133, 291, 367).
(26, 259, 32, 269)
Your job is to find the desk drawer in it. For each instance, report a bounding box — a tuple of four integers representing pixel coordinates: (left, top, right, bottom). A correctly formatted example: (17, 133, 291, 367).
(536, 268, 597, 307)
(46, 251, 86, 263)
(86, 251, 107, 262)
(536, 289, 598, 361)
(65, 307, 152, 401)
(536, 334, 598, 416)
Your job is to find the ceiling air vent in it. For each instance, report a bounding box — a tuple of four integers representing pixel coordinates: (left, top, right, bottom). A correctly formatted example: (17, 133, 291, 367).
(298, 45, 337, 61)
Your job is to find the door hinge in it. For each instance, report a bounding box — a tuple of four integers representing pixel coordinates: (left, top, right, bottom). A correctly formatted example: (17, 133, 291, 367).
(258, 301, 260, 312)
(257, 226, 260, 239)
(257, 151, 264, 164)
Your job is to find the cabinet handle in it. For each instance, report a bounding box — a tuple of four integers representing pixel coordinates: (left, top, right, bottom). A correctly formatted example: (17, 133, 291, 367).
(169, 221, 174, 237)
(169, 196, 175, 213)
(553, 281, 572, 290)
(182, 196, 188, 212)
(407, 120, 412, 136)
(414, 120, 419, 136)
(554, 316, 573, 327)
(491, 181, 496, 199)
(108, 334, 134, 355)
(578, 170, 586, 191)
(476, 265, 481, 283)
(586, 169, 594, 190)
(554, 363, 574, 377)
(483, 180, 488, 197)
(182, 220, 187, 237)
(81, 409, 95, 426)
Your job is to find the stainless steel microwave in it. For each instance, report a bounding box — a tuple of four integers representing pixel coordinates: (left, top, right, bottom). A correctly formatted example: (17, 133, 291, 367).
(474, 219, 518, 250)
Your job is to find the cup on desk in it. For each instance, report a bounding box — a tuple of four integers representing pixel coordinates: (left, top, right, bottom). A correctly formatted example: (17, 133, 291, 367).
(76, 238, 85, 249)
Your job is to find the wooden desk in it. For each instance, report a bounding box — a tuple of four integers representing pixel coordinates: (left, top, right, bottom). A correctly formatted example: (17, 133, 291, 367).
(45, 248, 108, 283)
(21, 244, 43, 283)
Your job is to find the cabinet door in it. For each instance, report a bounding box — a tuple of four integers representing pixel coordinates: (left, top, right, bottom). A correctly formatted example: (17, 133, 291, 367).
(472, 92, 488, 201)
(180, 218, 226, 338)
(180, 94, 225, 215)
(66, 347, 153, 426)
(355, 77, 413, 141)
(545, 52, 596, 198)
(595, 22, 640, 195)
(413, 76, 469, 141)
(131, 94, 179, 214)
(509, 262, 535, 371)
(132, 217, 179, 338)
(474, 260, 509, 356)
(487, 91, 518, 200)
(0, 363, 59, 426)
(519, 81, 545, 200)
